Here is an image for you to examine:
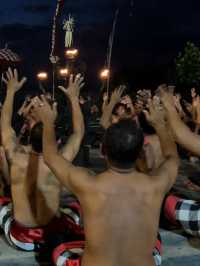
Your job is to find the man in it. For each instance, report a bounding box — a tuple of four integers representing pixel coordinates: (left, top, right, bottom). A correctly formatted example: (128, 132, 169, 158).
(0, 127, 10, 196)
(0, 68, 84, 251)
(158, 88, 200, 237)
(160, 87, 200, 156)
(33, 94, 179, 266)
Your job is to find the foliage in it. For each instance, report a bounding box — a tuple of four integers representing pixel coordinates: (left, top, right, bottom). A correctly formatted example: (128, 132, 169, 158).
(176, 42, 200, 87)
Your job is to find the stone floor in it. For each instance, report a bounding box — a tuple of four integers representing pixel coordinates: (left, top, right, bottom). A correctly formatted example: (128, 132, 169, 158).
(1, 229, 200, 265)
(0, 149, 200, 265)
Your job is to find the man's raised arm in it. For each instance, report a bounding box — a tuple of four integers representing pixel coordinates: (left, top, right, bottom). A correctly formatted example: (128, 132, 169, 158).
(144, 98, 179, 193)
(58, 74, 85, 161)
(161, 89, 200, 156)
(1, 68, 27, 159)
(100, 86, 125, 129)
(32, 82, 92, 194)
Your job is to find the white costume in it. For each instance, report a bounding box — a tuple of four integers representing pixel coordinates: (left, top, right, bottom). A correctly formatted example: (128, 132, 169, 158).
(63, 15, 74, 48)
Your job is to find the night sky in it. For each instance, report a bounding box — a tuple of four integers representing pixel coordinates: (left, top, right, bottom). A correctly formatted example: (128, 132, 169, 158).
(0, 0, 200, 91)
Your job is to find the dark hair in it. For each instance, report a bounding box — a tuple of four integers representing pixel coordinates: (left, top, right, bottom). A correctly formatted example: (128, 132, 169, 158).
(29, 123, 43, 153)
(138, 112, 156, 135)
(102, 119, 144, 169)
(113, 103, 128, 115)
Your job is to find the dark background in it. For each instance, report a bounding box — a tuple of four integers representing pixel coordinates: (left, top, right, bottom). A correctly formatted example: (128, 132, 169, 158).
(0, 0, 200, 96)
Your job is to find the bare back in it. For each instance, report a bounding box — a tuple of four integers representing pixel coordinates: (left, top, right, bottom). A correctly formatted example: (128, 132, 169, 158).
(79, 170, 164, 266)
(11, 147, 61, 227)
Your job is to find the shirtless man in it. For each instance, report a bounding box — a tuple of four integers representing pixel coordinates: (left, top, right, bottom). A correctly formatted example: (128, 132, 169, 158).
(33, 94, 179, 266)
(157, 88, 200, 237)
(0, 68, 85, 250)
(137, 86, 200, 239)
(0, 125, 10, 195)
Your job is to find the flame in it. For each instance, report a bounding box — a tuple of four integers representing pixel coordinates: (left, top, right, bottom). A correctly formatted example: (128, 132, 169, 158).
(60, 68, 69, 77)
(65, 49, 78, 58)
(100, 69, 109, 79)
(37, 72, 48, 80)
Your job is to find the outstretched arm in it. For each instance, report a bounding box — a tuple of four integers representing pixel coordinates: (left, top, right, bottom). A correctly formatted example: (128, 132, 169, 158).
(33, 89, 93, 195)
(100, 86, 125, 129)
(161, 89, 200, 156)
(144, 97, 179, 193)
(58, 74, 85, 161)
(1, 68, 27, 160)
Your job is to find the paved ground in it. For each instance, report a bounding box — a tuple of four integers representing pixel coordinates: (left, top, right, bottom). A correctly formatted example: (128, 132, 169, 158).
(1, 228, 200, 265)
(0, 149, 200, 265)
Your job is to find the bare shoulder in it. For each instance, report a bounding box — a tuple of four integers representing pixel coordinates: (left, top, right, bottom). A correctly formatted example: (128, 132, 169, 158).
(69, 166, 96, 193)
(149, 156, 179, 194)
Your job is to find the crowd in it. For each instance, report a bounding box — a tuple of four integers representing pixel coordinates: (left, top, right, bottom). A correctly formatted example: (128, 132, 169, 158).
(0, 68, 199, 266)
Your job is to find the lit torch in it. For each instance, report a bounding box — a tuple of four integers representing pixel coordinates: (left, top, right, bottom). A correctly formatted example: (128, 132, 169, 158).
(59, 68, 69, 78)
(37, 72, 48, 81)
(65, 49, 79, 60)
(37, 72, 48, 93)
(100, 69, 110, 80)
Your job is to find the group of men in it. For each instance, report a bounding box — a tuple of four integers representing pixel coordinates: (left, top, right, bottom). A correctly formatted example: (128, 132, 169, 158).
(0, 68, 199, 266)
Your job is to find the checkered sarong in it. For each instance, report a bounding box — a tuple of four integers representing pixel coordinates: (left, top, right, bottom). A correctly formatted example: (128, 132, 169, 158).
(53, 245, 161, 266)
(0, 197, 83, 252)
(53, 235, 162, 266)
(176, 199, 200, 237)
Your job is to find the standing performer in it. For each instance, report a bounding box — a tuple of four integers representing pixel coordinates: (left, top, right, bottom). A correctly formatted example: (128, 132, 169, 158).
(63, 15, 74, 48)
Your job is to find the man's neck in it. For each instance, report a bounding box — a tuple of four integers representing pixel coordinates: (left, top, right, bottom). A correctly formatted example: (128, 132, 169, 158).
(109, 164, 136, 174)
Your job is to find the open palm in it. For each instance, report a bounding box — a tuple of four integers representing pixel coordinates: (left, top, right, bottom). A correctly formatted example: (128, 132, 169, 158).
(2, 68, 27, 93)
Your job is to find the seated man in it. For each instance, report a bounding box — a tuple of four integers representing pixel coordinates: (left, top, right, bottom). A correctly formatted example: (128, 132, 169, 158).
(159, 87, 200, 237)
(135, 98, 199, 236)
(0, 69, 84, 252)
(33, 95, 179, 266)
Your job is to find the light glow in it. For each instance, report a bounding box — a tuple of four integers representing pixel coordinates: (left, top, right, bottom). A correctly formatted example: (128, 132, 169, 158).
(37, 72, 48, 81)
(65, 49, 79, 59)
(100, 69, 110, 79)
(59, 68, 69, 77)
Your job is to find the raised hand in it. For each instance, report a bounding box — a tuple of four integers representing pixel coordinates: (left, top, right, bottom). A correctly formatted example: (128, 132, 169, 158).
(18, 98, 34, 117)
(173, 94, 181, 108)
(143, 99, 165, 128)
(191, 88, 197, 99)
(2, 68, 27, 93)
(158, 85, 175, 110)
(58, 74, 84, 99)
(110, 86, 125, 104)
(183, 100, 192, 113)
(192, 94, 200, 109)
(168, 85, 176, 94)
(32, 95, 57, 124)
(103, 92, 109, 102)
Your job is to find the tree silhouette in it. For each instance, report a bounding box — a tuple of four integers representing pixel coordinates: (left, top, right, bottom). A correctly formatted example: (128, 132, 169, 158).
(176, 42, 200, 88)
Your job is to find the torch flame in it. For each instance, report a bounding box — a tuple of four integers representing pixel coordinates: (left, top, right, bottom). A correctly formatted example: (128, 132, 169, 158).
(100, 69, 110, 79)
(65, 49, 79, 59)
(60, 68, 69, 77)
(37, 72, 48, 81)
